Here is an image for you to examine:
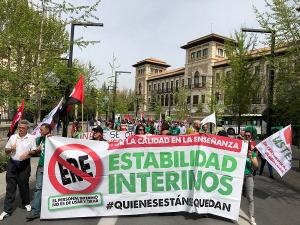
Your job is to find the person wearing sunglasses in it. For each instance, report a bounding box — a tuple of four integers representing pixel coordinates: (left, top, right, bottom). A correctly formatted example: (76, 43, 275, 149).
(243, 127, 259, 225)
(135, 124, 146, 135)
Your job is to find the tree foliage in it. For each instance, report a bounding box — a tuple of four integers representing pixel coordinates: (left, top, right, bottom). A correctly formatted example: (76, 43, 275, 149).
(0, 0, 102, 122)
(222, 31, 262, 130)
(174, 87, 189, 121)
(255, 0, 300, 127)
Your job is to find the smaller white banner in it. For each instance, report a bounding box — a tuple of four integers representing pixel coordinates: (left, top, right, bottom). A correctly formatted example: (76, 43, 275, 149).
(200, 112, 216, 125)
(80, 130, 134, 141)
(256, 125, 292, 177)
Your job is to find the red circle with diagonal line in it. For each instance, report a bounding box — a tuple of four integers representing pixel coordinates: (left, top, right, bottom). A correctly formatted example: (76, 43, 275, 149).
(48, 144, 103, 194)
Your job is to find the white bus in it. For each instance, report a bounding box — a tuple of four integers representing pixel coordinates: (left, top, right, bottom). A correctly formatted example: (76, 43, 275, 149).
(218, 114, 266, 136)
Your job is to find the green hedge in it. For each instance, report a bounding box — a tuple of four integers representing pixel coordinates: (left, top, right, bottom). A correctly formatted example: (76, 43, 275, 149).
(0, 152, 9, 173)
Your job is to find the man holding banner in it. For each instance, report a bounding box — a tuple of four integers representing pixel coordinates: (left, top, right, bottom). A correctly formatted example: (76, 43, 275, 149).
(0, 120, 36, 220)
(26, 123, 52, 221)
(243, 129, 259, 225)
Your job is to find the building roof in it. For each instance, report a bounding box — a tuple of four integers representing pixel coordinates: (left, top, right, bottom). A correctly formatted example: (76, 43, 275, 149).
(212, 45, 288, 69)
(132, 58, 171, 68)
(181, 33, 236, 49)
(147, 67, 185, 81)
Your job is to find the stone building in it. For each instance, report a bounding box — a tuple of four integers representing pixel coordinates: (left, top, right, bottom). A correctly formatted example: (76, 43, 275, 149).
(133, 33, 286, 124)
(133, 33, 237, 118)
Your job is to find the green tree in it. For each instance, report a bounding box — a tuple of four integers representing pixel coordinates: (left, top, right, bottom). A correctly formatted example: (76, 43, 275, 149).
(222, 31, 262, 133)
(255, 0, 300, 131)
(174, 87, 189, 120)
(0, 0, 102, 123)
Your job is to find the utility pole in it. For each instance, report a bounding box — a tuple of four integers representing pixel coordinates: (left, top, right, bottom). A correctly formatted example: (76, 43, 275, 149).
(112, 71, 131, 122)
(62, 22, 103, 137)
(242, 28, 276, 137)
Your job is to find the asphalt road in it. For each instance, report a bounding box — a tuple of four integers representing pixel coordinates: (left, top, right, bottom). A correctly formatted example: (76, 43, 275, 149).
(0, 174, 299, 225)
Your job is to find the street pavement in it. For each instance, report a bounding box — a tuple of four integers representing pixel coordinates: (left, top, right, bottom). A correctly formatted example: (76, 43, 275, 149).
(0, 160, 299, 225)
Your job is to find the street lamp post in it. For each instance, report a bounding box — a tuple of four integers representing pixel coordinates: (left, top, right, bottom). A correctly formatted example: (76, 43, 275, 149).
(103, 96, 109, 121)
(242, 28, 276, 137)
(168, 94, 171, 117)
(111, 71, 131, 122)
(62, 22, 104, 137)
(135, 93, 140, 119)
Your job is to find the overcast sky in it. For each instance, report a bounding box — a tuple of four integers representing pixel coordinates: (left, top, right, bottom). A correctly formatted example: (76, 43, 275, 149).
(70, 0, 268, 90)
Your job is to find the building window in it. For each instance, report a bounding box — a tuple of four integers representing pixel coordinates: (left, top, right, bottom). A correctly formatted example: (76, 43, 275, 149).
(148, 98, 151, 104)
(196, 50, 202, 58)
(188, 78, 192, 89)
(252, 93, 261, 104)
(161, 95, 164, 106)
(215, 92, 221, 103)
(166, 82, 169, 91)
(187, 96, 191, 104)
(193, 95, 199, 105)
(201, 76, 206, 87)
(148, 84, 151, 92)
(165, 95, 169, 106)
(153, 84, 156, 90)
(175, 80, 179, 91)
(158, 83, 161, 92)
(170, 94, 173, 106)
(155, 69, 158, 73)
(254, 66, 260, 76)
(159, 70, 162, 73)
(217, 48, 224, 57)
(202, 48, 208, 57)
(162, 83, 165, 92)
(216, 73, 220, 82)
(194, 71, 199, 87)
(201, 94, 205, 103)
(182, 79, 185, 87)
(171, 81, 174, 91)
(191, 52, 196, 59)
(138, 83, 142, 95)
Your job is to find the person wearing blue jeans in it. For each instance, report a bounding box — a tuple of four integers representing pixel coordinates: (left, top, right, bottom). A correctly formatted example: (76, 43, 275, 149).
(259, 157, 274, 179)
(25, 123, 51, 221)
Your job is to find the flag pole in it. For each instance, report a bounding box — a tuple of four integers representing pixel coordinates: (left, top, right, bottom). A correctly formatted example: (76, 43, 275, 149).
(81, 103, 84, 129)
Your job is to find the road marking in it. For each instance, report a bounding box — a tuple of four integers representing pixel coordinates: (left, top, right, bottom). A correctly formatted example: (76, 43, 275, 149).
(97, 217, 118, 225)
(238, 208, 250, 225)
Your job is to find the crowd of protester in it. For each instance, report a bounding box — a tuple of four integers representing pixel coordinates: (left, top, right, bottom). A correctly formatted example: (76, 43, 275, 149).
(0, 115, 272, 225)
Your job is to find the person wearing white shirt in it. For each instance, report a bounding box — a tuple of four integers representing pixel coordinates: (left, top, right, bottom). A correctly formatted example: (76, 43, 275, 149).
(0, 120, 37, 220)
(179, 122, 186, 135)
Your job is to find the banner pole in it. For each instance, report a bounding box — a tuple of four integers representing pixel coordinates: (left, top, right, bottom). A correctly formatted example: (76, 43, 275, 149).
(81, 103, 84, 129)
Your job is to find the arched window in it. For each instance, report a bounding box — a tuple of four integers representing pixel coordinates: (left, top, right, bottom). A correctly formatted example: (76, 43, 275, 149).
(194, 71, 199, 88)
(165, 94, 169, 106)
(138, 83, 142, 94)
(201, 75, 206, 87)
(161, 95, 164, 106)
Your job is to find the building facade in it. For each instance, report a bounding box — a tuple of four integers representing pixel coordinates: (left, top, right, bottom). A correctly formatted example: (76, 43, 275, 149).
(133, 33, 274, 120)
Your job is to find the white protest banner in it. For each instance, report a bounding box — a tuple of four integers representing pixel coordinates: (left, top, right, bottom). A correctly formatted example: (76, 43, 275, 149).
(80, 130, 134, 141)
(41, 134, 248, 220)
(32, 98, 64, 137)
(256, 125, 292, 177)
(200, 112, 216, 125)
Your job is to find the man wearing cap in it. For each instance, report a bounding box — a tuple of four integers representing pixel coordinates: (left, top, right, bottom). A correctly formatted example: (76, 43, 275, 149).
(91, 126, 106, 141)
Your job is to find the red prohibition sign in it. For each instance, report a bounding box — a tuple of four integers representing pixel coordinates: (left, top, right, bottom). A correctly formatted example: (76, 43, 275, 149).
(48, 144, 103, 194)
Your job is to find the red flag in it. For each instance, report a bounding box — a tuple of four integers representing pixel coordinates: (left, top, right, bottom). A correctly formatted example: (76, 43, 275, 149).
(66, 74, 84, 112)
(7, 99, 25, 138)
(283, 125, 292, 146)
